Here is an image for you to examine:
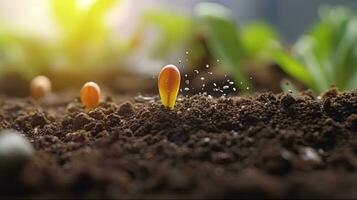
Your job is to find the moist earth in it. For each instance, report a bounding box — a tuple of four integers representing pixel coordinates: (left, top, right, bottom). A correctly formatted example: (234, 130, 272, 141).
(0, 89, 357, 199)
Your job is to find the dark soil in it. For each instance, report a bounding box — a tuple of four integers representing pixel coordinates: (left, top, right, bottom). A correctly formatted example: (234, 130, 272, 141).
(0, 89, 357, 199)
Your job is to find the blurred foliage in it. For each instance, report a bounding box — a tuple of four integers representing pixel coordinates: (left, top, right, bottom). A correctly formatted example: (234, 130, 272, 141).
(1, 1, 355, 94)
(137, 10, 193, 58)
(0, 0, 127, 79)
(275, 6, 357, 93)
(52, 0, 125, 72)
(0, 23, 52, 79)
(194, 2, 280, 89)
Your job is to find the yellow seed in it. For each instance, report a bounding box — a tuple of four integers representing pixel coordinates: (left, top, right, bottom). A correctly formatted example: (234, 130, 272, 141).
(80, 81, 101, 110)
(158, 64, 181, 109)
(30, 75, 51, 100)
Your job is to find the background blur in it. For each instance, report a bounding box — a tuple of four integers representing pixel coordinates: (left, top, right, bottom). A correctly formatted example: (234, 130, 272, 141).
(0, 0, 357, 96)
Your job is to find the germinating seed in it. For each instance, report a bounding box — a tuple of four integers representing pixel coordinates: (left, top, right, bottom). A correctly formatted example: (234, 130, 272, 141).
(194, 70, 199, 74)
(223, 85, 229, 89)
(229, 81, 234, 85)
(158, 64, 181, 109)
(80, 82, 101, 110)
(184, 87, 190, 91)
(30, 75, 52, 100)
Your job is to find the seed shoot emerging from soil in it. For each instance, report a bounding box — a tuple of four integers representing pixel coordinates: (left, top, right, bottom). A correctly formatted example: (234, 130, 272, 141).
(30, 75, 52, 100)
(158, 64, 181, 110)
(80, 81, 101, 111)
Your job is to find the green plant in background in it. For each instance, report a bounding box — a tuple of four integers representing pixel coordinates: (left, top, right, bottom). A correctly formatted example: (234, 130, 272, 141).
(137, 10, 193, 58)
(194, 2, 280, 89)
(51, 0, 125, 72)
(275, 6, 357, 93)
(0, 0, 127, 79)
(0, 23, 52, 79)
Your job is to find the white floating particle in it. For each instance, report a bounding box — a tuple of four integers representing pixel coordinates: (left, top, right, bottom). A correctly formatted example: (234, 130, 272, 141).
(208, 95, 212, 99)
(179, 60, 182, 63)
(202, 84, 205, 87)
(233, 87, 237, 92)
(227, 79, 230, 82)
(184, 87, 190, 91)
(208, 71, 213, 75)
(205, 64, 210, 68)
(184, 74, 188, 77)
(185, 80, 190, 85)
(229, 81, 234, 85)
(223, 85, 229, 89)
(301, 147, 321, 162)
(240, 82, 243, 85)
(249, 77, 253, 80)
(213, 83, 217, 87)
(185, 51, 189, 55)
(246, 87, 250, 90)
(217, 59, 220, 62)
(200, 77, 205, 81)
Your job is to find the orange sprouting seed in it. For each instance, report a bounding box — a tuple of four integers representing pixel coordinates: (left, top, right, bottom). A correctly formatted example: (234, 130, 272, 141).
(30, 75, 52, 100)
(158, 64, 181, 109)
(80, 81, 101, 110)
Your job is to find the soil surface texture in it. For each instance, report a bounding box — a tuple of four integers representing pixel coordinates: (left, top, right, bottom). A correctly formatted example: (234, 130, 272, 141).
(0, 89, 357, 199)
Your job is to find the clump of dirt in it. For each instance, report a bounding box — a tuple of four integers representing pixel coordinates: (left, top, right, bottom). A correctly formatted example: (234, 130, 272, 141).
(0, 89, 357, 198)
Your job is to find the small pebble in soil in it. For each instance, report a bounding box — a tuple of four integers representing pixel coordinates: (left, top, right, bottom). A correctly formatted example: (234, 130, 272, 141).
(300, 147, 321, 163)
(0, 130, 34, 175)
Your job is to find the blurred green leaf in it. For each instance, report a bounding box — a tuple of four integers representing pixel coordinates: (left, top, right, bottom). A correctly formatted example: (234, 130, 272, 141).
(274, 50, 315, 90)
(140, 10, 193, 57)
(52, 0, 120, 71)
(195, 2, 248, 87)
(240, 22, 280, 62)
(277, 6, 357, 93)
